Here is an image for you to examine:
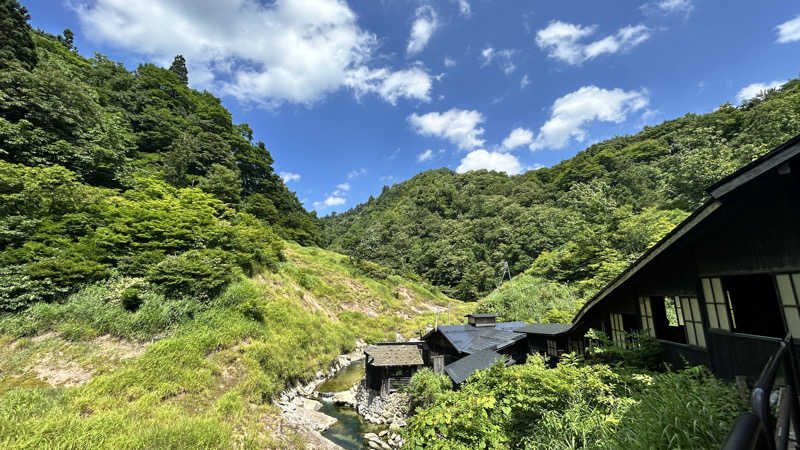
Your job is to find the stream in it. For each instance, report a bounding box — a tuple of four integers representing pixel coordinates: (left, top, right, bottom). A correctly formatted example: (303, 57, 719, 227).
(315, 359, 387, 450)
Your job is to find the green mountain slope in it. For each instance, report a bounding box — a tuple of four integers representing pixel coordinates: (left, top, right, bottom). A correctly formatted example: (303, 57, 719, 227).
(324, 77, 800, 302)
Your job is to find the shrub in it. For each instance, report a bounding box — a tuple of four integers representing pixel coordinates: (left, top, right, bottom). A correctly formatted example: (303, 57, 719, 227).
(406, 368, 453, 412)
(120, 287, 142, 311)
(147, 249, 242, 301)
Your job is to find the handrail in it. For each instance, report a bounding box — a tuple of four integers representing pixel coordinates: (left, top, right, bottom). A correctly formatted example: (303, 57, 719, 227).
(724, 333, 800, 450)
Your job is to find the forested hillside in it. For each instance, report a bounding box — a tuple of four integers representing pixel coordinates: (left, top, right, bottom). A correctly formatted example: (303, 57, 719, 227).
(324, 75, 800, 304)
(0, 2, 321, 311)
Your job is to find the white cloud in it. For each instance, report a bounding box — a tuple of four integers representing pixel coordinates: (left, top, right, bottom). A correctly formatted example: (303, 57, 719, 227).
(481, 47, 516, 75)
(407, 5, 438, 55)
(280, 172, 301, 183)
(73, 0, 430, 106)
(502, 128, 534, 150)
(452, 0, 470, 16)
(529, 86, 649, 150)
(444, 57, 456, 68)
(736, 80, 786, 103)
(345, 65, 433, 105)
(313, 195, 347, 209)
(777, 15, 800, 43)
(336, 182, 351, 191)
(456, 150, 523, 175)
(536, 21, 650, 65)
(347, 168, 367, 179)
(520, 74, 530, 89)
(408, 108, 485, 150)
(417, 149, 434, 162)
(642, 0, 694, 17)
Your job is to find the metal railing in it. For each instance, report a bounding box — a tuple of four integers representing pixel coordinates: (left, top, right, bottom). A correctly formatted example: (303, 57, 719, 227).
(724, 334, 800, 450)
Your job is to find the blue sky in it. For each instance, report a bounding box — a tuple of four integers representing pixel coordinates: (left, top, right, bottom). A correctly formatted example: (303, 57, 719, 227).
(22, 0, 800, 214)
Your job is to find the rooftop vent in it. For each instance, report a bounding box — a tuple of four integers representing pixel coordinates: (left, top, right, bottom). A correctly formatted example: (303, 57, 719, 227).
(466, 313, 497, 327)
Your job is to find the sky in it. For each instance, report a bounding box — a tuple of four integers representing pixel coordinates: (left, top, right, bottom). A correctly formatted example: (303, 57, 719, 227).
(21, 0, 800, 214)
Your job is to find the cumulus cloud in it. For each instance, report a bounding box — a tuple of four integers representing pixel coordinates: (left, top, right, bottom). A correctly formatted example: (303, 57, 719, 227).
(345, 65, 432, 104)
(417, 149, 434, 162)
(456, 150, 522, 175)
(407, 5, 437, 55)
(736, 80, 786, 103)
(520, 74, 530, 89)
(408, 108, 485, 150)
(502, 128, 534, 150)
(777, 15, 800, 43)
(336, 182, 351, 191)
(279, 172, 301, 183)
(481, 47, 516, 75)
(536, 21, 650, 65)
(529, 86, 649, 150)
(72, 0, 432, 106)
(444, 57, 456, 68)
(322, 196, 346, 207)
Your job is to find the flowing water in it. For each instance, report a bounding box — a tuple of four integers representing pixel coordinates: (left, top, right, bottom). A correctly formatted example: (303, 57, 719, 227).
(315, 359, 387, 450)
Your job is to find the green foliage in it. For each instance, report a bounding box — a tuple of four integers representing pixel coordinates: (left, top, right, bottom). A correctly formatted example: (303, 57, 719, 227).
(607, 367, 746, 450)
(120, 287, 142, 311)
(477, 274, 580, 323)
(406, 368, 453, 413)
(403, 356, 745, 450)
(147, 249, 241, 301)
(584, 329, 663, 371)
(0, 0, 38, 70)
(325, 79, 800, 301)
(168, 54, 188, 85)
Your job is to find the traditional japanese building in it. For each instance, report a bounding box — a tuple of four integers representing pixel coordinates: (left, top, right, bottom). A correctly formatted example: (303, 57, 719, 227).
(517, 133, 800, 382)
(363, 342, 424, 397)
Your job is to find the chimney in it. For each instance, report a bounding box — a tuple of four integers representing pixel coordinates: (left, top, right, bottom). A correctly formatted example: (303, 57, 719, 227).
(466, 313, 497, 327)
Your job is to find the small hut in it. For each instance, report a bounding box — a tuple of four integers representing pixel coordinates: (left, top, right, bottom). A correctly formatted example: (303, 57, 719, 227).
(364, 342, 424, 397)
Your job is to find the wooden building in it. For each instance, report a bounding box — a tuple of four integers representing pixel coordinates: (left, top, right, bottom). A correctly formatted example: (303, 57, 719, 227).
(517, 134, 800, 382)
(422, 313, 528, 383)
(514, 323, 573, 365)
(364, 342, 424, 397)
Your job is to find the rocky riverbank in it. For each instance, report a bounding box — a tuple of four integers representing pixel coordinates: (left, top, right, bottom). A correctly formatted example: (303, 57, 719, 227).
(277, 342, 366, 434)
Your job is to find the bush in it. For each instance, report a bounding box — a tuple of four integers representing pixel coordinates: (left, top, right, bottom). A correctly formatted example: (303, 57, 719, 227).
(406, 368, 452, 412)
(120, 287, 142, 311)
(146, 249, 242, 301)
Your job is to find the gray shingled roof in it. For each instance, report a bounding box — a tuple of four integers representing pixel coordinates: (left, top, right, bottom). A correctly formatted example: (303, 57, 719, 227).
(365, 344, 424, 367)
(434, 322, 525, 355)
(514, 323, 572, 335)
(444, 349, 507, 384)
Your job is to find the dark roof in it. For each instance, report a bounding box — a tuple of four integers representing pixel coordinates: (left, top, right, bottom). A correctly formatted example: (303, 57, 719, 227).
(707, 133, 800, 199)
(466, 313, 497, 318)
(365, 344, 423, 367)
(430, 322, 525, 354)
(573, 133, 800, 326)
(444, 349, 507, 384)
(515, 323, 572, 335)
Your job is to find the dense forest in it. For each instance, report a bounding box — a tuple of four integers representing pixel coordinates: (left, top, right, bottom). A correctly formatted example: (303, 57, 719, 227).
(0, 1, 322, 312)
(324, 74, 800, 306)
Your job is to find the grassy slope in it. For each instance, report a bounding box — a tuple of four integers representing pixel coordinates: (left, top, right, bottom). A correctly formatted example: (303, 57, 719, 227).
(0, 243, 467, 449)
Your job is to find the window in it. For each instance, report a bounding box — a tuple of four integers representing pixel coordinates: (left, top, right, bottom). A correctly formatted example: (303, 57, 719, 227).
(638, 297, 655, 337)
(610, 313, 626, 348)
(702, 278, 731, 331)
(679, 297, 706, 348)
(705, 275, 784, 337)
(664, 296, 684, 326)
(546, 339, 558, 357)
(776, 273, 800, 337)
(568, 338, 585, 355)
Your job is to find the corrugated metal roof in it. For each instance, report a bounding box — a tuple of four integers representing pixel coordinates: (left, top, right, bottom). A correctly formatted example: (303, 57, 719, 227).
(435, 322, 525, 355)
(514, 323, 572, 335)
(365, 344, 424, 367)
(444, 349, 507, 384)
